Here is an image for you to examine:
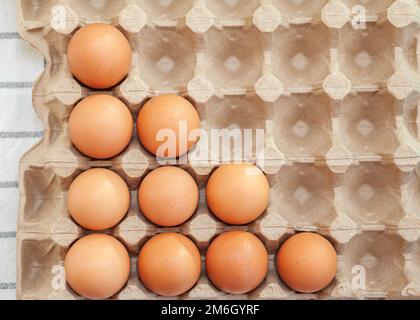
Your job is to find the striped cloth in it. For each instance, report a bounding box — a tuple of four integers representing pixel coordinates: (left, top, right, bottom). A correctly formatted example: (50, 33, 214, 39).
(0, 0, 44, 300)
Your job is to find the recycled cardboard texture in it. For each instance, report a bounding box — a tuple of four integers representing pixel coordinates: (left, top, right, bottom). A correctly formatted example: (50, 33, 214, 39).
(16, 0, 420, 299)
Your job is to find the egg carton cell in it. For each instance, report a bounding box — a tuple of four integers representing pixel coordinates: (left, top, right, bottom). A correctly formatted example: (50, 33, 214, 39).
(199, 27, 264, 94)
(337, 163, 404, 225)
(338, 93, 399, 157)
(19, 166, 76, 228)
(270, 164, 336, 228)
(272, 25, 331, 93)
(17, 236, 71, 300)
(340, 232, 408, 297)
(338, 23, 395, 90)
(20, 0, 53, 24)
(130, 27, 196, 93)
(272, 94, 333, 159)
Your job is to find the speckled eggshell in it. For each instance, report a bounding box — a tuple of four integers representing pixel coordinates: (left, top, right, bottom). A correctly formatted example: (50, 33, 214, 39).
(206, 163, 270, 225)
(138, 166, 198, 227)
(67, 168, 130, 231)
(136, 94, 201, 158)
(64, 234, 130, 299)
(69, 94, 133, 159)
(67, 23, 132, 89)
(277, 232, 337, 293)
(206, 231, 268, 294)
(137, 233, 201, 297)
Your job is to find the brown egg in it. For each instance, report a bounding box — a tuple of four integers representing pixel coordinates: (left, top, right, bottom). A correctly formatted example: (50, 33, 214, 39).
(69, 94, 133, 159)
(67, 23, 132, 89)
(206, 231, 268, 294)
(138, 166, 198, 227)
(64, 234, 130, 299)
(136, 95, 200, 158)
(206, 163, 270, 225)
(137, 233, 201, 296)
(67, 168, 130, 230)
(277, 232, 337, 293)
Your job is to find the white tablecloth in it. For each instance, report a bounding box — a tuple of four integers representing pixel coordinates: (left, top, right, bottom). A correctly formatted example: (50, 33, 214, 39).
(0, 0, 44, 300)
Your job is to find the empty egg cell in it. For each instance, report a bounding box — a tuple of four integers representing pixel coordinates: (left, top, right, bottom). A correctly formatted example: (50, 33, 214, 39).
(337, 163, 404, 225)
(270, 164, 336, 227)
(20, 166, 76, 228)
(272, 94, 333, 158)
(19, 237, 69, 299)
(338, 93, 399, 157)
(338, 23, 395, 89)
(342, 232, 407, 296)
(202, 27, 263, 90)
(272, 25, 331, 91)
(132, 27, 196, 91)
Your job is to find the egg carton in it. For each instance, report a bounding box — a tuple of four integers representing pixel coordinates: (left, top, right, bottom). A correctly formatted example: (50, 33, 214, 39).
(16, 0, 420, 299)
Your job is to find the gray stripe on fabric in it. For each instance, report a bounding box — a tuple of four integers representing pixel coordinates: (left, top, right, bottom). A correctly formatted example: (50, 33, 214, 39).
(0, 181, 18, 188)
(0, 131, 43, 138)
(0, 32, 21, 39)
(0, 82, 33, 88)
(0, 232, 16, 239)
(0, 283, 16, 290)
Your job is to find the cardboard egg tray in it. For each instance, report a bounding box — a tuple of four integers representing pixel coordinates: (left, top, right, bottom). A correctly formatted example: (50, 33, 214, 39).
(16, 0, 420, 299)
